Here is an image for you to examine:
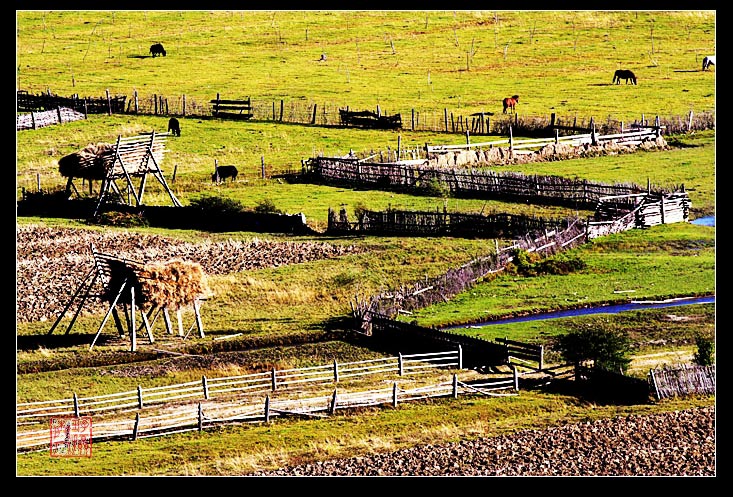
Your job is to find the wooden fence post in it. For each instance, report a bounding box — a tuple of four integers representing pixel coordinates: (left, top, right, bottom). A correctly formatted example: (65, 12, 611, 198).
(392, 382, 398, 407)
(398, 352, 404, 376)
(411, 108, 415, 130)
(194, 299, 204, 338)
(509, 126, 514, 155)
(131, 286, 137, 351)
(688, 110, 694, 131)
(444, 108, 448, 132)
(202, 375, 209, 399)
(264, 395, 270, 422)
(452, 374, 458, 399)
(465, 129, 470, 145)
(272, 101, 276, 120)
(311, 104, 317, 125)
(513, 366, 519, 391)
(182, 94, 186, 116)
(31, 111, 36, 130)
(279, 99, 284, 121)
(660, 194, 666, 224)
(555, 129, 559, 144)
(397, 135, 401, 161)
(329, 389, 337, 415)
(539, 345, 544, 371)
(134, 90, 138, 114)
(458, 345, 463, 370)
(106, 89, 112, 115)
(36, 173, 41, 192)
(649, 369, 661, 400)
(261, 156, 266, 179)
(137, 385, 144, 409)
(271, 367, 277, 391)
(172, 164, 178, 183)
(132, 413, 140, 441)
(333, 359, 339, 383)
(56, 106, 63, 124)
(198, 403, 204, 432)
(73, 393, 80, 417)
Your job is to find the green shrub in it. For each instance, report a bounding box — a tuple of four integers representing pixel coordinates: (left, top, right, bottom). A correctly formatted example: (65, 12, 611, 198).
(556, 326, 632, 373)
(422, 178, 450, 198)
(88, 211, 149, 228)
(253, 198, 283, 214)
(190, 195, 244, 215)
(506, 249, 585, 277)
(693, 334, 715, 366)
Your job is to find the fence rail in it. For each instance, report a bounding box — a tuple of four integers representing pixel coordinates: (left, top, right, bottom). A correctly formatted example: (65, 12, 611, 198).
(17, 89, 715, 137)
(649, 365, 716, 400)
(16, 349, 461, 423)
(16, 372, 518, 453)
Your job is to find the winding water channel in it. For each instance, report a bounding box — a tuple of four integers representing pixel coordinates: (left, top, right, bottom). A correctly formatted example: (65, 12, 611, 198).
(442, 295, 715, 330)
(442, 216, 715, 330)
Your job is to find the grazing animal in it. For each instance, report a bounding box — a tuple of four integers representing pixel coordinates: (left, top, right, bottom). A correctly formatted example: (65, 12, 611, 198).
(212, 165, 238, 183)
(168, 117, 181, 137)
(150, 43, 166, 57)
(502, 95, 519, 114)
(613, 69, 637, 85)
(702, 55, 715, 71)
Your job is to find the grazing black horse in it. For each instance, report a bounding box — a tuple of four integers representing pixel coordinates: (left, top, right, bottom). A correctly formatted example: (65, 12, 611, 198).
(702, 56, 715, 71)
(212, 165, 238, 183)
(613, 69, 637, 85)
(502, 95, 519, 114)
(168, 117, 181, 137)
(150, 43, 166, 57)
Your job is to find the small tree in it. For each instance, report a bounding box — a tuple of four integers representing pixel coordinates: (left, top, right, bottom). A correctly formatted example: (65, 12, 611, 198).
(693, 334, 715, 366)
(556, 326, 632, 374)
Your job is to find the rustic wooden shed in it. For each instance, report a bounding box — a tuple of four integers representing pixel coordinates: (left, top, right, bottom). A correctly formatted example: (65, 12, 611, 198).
(48, 245, 208, 352)
(58, 131, 182, 216)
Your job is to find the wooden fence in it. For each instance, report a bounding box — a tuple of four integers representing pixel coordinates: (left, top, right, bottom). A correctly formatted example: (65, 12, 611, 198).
(16, 372, 519, 453)
(328, 207, 573, 238)
(211, 94, 253, 120)
(648, 365, 716, 400)
(355, 218, 588, 321)
(304, 159, 662, 211)
(16, 349, 462, 423)
(17, 89, 126, 115)
(16, 107, 87, 131)
(17, 88, 715, 136)
(339, 108, 402, 129)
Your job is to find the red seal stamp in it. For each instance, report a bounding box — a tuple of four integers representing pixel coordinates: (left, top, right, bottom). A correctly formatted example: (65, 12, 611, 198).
(49, 417, 93, 457)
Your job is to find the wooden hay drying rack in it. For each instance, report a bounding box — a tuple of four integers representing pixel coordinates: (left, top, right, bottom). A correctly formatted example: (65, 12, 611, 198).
(62, 131, 182, 216)
(47, 244, 206, 352)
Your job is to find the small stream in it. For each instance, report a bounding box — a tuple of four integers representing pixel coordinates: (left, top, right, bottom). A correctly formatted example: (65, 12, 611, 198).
(442, 295, 715, 330)
(691, 216, 715, 227)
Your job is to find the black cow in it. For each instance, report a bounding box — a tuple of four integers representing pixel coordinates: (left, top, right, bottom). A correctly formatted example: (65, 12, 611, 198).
(168, 117, 181, 137)
(150, 43, 166, 57)
(212, 165, 238, 183)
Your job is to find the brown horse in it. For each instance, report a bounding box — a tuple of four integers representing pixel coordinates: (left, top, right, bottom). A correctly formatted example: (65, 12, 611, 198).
(502, 95, 519, 114)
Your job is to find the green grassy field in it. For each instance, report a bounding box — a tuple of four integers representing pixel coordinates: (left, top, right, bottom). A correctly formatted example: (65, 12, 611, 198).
(16, 10, 715, 476)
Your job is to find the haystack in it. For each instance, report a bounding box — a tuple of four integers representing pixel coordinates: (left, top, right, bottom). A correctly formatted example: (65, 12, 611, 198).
(58, 142, 116, 180)
(137, 259, 210, 311)
(102, 259, 209, 311)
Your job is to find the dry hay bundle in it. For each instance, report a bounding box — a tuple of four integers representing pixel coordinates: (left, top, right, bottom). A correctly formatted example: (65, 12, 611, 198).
(136, 259, 210, 311)
(58, 142, 115, 180)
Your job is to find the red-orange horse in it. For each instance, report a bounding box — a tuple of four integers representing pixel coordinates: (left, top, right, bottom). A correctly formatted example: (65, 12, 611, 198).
(502, 95, 519, 114)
